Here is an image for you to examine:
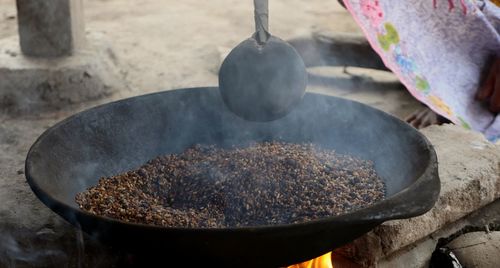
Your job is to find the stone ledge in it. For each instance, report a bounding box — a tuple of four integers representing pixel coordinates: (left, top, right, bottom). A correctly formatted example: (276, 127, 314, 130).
(0, 32, 127, 115)
(338, 124, 500, 267)
(378, 199, 500, 268)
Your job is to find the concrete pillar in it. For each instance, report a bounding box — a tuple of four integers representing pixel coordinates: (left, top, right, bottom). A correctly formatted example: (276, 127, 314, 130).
(16, 0, 84, 57)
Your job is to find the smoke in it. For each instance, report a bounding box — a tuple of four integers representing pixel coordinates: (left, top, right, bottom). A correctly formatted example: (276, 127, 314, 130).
(0, 223, 122, 268)
(0, 228, 66, 268)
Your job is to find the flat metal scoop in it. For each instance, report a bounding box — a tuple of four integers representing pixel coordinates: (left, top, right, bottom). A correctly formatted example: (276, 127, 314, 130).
(219, 0, 307, 121)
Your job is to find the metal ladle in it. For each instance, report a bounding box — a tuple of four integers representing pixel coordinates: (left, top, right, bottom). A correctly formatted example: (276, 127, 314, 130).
(219, 0, 307, 122)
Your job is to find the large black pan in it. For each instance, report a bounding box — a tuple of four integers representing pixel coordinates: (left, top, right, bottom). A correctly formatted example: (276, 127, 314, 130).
(25, 87, 439, 267)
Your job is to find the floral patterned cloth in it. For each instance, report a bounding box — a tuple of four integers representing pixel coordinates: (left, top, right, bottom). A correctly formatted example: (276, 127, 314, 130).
(342, 0, 500, 141)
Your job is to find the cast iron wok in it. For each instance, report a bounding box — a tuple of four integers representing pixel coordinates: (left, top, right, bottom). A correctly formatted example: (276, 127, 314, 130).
(25, 87, 439, 267)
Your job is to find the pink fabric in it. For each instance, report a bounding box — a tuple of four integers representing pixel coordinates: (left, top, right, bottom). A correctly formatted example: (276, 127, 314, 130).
(342, 0, 500, 141)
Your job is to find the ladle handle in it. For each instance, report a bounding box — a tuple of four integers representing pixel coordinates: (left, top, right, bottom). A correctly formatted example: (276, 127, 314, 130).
(254, 0, 270, 44)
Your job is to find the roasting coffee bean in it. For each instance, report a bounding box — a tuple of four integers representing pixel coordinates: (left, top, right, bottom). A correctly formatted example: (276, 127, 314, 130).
(76, 142, 386, 228)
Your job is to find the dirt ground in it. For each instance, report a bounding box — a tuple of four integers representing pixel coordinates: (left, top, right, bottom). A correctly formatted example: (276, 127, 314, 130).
(1, 0, 355, 90)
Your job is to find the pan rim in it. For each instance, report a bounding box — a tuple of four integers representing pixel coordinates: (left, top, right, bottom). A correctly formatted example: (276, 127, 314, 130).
(25, 87, 440, 233)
